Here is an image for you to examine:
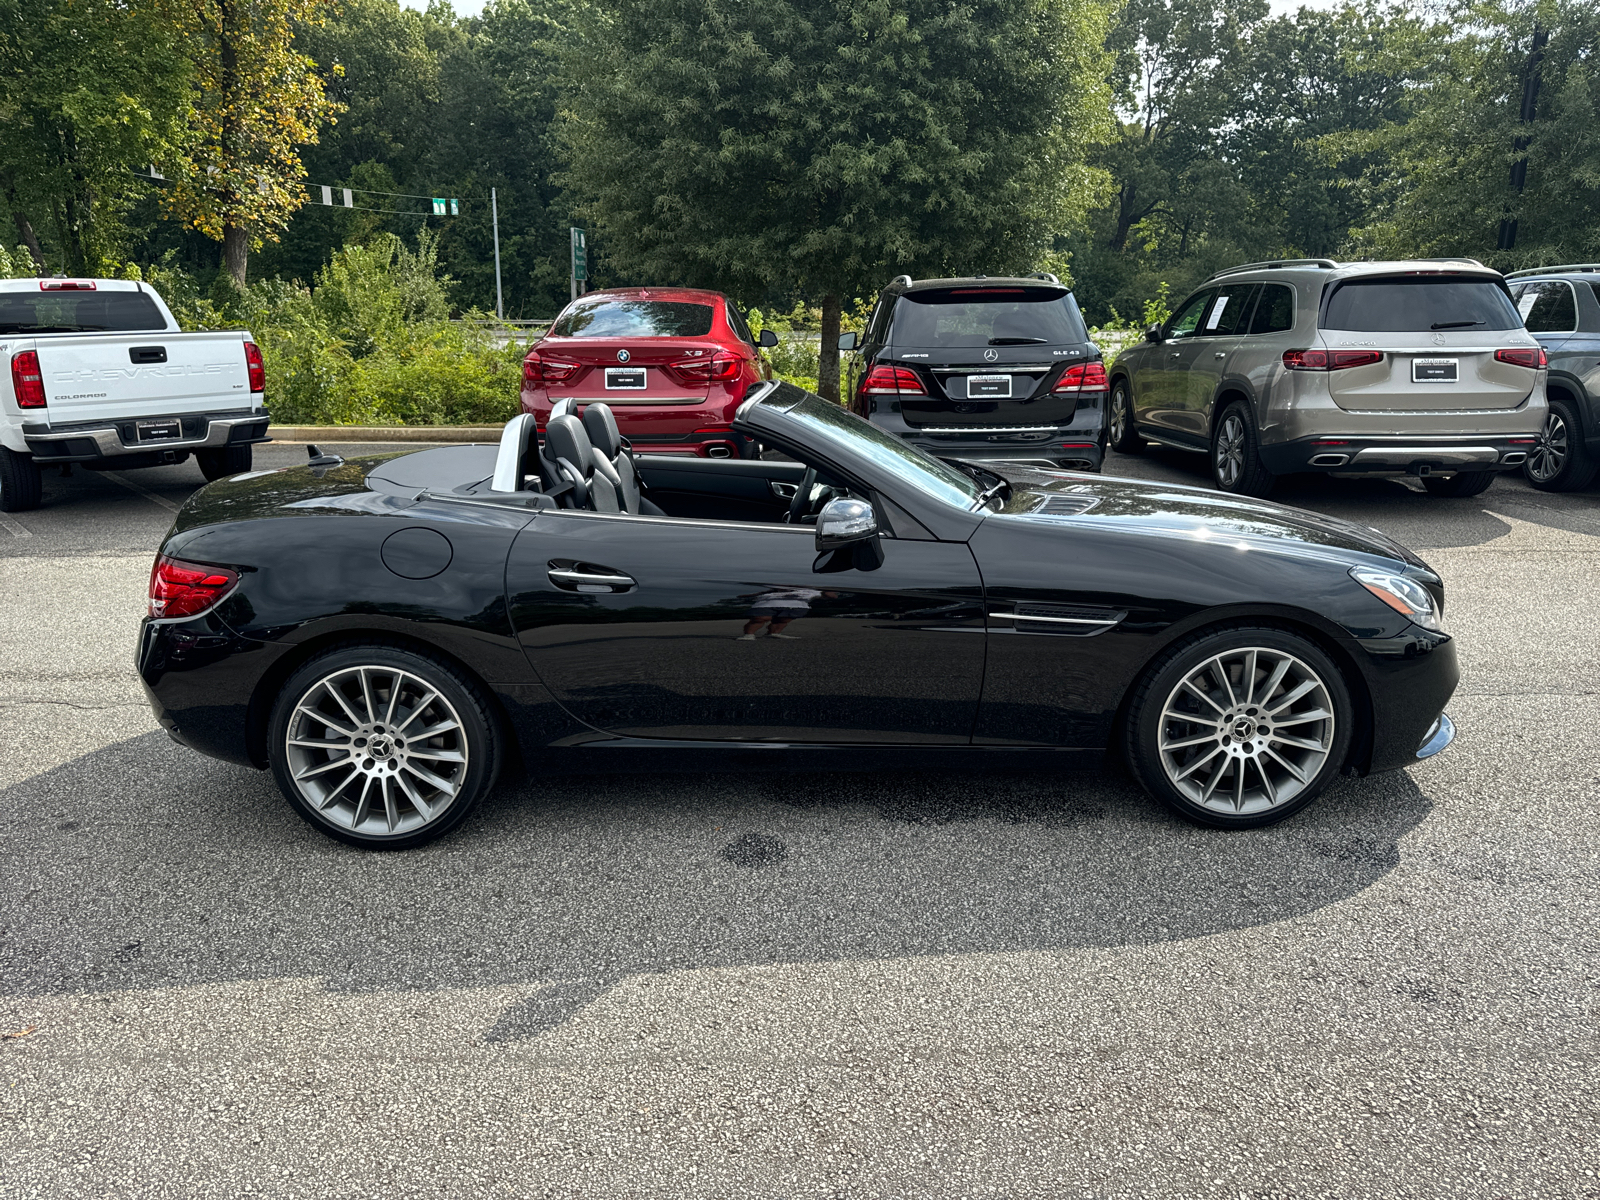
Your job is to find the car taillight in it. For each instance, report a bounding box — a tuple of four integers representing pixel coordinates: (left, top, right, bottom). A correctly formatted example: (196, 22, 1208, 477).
(148, 555, 240, 619)
(243, 341, 265, 392)
(10, 350, 46, 408)
(522, 351, 578, 385)
(1495, 347, 1546, 369)
(669, 351, 743, 385)
(861, 365, 926, 395)
(1283, 349, 1384, 371)
(39, 279, 96, 291)
(1053, 361, 1109, 393)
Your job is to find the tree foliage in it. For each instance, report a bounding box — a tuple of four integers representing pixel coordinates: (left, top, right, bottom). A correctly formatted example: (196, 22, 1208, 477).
(557, 0, 1116, 398)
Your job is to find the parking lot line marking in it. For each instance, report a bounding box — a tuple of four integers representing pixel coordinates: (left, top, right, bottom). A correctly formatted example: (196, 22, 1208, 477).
(0, 512, 31, 538)
(101, 471, 182, 514)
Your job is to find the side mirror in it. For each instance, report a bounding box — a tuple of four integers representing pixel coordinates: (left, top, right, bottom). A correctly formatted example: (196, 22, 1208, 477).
(1145, 324, 1163, 343)
(835, 331, 859, 352)
(815, 496, 877, 552)
(758, 328, 779, 348)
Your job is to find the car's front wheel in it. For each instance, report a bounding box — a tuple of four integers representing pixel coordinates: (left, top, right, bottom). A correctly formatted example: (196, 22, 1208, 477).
(0, 446, 43, 512)
(1125, 626, 1354, 829)
(1211, 401, 1275, 497)
(198, 445, 253, 482)
(1524, 399, 1595, 492)
(1108, 380, 1142, 454)
(268, 644, 502, 849)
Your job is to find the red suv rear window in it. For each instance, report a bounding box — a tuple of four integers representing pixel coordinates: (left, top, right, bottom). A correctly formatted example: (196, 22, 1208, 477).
(551, 298, 714, 338)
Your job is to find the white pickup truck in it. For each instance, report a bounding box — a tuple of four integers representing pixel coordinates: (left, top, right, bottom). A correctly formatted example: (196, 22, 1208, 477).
(0, 277, 271, 512)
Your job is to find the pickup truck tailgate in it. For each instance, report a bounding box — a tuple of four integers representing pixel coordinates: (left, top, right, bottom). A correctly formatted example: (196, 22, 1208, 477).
(38, 332, 252, 418)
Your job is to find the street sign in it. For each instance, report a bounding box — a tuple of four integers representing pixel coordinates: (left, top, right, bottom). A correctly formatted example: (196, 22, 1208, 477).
(571, 227, 588, 281)
(432, 198, 446, 216)
(450, 198, 459, 216)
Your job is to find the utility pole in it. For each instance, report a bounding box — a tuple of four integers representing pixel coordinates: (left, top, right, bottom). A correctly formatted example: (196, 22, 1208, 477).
(1497, 24, 1548, 252)
(491, 187, 504, 320)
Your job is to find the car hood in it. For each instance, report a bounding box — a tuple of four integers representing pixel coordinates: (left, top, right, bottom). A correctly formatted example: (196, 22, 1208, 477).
(990, 467, 1429, 570)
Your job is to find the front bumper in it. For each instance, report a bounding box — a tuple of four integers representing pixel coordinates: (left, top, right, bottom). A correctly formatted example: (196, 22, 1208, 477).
(1356, 627, 1459, 774)
(24, 409, 271, 463)
(1259, 434, 1536, 477)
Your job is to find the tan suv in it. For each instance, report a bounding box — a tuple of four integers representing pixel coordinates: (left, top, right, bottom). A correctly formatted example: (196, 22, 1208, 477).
(1107, 259, 1548, 497)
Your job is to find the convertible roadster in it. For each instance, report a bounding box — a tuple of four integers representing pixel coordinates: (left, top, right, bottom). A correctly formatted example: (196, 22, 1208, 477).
(139, 382, 1457, 848)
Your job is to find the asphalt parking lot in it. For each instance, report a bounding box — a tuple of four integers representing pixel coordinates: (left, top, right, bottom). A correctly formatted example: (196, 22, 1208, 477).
(3, 441, 1599, 1198)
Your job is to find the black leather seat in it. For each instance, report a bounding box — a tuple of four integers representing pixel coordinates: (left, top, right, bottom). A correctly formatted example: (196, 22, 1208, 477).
(582, 403, 663, 516)
(544, 414, 613, 511)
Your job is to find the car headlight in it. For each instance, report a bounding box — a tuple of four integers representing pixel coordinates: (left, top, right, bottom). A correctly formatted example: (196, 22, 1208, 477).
(1350, 566, 1442, 631)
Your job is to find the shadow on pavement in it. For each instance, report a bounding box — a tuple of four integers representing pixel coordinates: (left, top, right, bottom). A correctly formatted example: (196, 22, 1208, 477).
(4, 732, 1434, 1038)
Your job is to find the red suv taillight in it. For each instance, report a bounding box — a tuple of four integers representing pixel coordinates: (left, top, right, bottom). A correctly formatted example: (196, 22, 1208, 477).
(10, 350, 46, 408)
(1283, 349, 1384, 371)
(861, 365, 926, 395)
(244, 341, 265, 392)
(668, 351, 742, 385)
(1053, 361, 1108, 393)
(148, 555, 240, 619)
(1495, 347, 1547, 369)
(522, 351, 579, 385)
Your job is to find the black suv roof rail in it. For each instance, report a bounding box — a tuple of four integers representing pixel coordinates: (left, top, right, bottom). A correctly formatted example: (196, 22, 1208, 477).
(1207, 258, 1339, 280)
(1505, 263, 1600, 279)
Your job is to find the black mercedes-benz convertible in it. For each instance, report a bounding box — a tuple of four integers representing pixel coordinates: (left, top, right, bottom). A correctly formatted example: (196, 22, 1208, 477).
(139, 382, 1457, 848)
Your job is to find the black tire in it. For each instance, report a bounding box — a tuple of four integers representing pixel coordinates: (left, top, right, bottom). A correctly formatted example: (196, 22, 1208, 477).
(0, 446, 43, 512)
(197, 445, 252, 482)
(1422, 470, 1495, 498)
(1108, 378, 1142, 454)
(1524, 398, 1596, 492)
(1125, 625, 1354, 830)
(268, 643, 502, 850)
(1210, 400, 1275, 498)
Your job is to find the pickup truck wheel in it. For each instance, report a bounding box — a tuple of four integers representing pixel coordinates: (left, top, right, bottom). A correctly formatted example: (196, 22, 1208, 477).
(0, 447, 43, 512)
(197, 445, 252, 482)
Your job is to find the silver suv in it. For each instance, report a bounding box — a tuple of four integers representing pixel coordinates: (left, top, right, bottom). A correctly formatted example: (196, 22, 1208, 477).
(1108, 259, 1548, 497)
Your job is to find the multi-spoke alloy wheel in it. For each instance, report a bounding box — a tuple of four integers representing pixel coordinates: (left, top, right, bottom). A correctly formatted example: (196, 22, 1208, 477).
(1127, 628, 1352, 828)
(269, 646, 498, 848)
(1523, 399, 1596, 492)
(1214, 414, 1245, 489)
(1526, 409, 1568, 484)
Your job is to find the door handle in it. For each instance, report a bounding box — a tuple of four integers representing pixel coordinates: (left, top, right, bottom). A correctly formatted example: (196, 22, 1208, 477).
(770, 481, 799, 499)
(548, 564, 636, 593)
(1214, 352, 1226, 359)
(1169, 352, 1181, 359)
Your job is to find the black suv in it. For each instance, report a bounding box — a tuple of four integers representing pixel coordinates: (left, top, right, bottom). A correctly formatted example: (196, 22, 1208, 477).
(842, 275, 1108, 472)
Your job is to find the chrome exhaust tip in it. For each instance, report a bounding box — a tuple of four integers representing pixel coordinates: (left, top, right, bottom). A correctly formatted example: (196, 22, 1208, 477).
(706, 445, 733, 459)
(1309, 453, 1349, 467)
(1500, 451, 1527, 465)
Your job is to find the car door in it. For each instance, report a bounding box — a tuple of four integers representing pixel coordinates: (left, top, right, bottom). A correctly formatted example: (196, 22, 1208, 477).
(1182, 283, 1259, 436)
(1134, 288, 1215, 438)
(504, 508, 987, 742)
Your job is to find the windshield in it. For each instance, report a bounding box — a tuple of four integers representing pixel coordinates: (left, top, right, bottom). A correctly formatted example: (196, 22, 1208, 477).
(891, 288, 1088, 347)
(550, 298, 715, 338)
(0, 290, 166, 334)
(777, 392, 982, 508)
(1323, 277, 1522, 333)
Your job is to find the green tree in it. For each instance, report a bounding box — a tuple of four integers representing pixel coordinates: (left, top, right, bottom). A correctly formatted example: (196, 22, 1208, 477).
(558, 0, 1116, 401)
(163, 0, 343, 286)
(0, 0, 191, 274)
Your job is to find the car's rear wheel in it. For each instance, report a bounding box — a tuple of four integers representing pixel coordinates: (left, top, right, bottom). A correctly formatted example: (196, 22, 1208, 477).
(1125, 627, 1353, 829)
(1211, 401, 1275, 497)
(1108, 380, 1142, 454)
(268, 644, 501, 849)
(0, 446, 43, 512)
(1421, 470, 1495, 498)
(198, 445, 252, 482)
(1524, 399, 1595, 492)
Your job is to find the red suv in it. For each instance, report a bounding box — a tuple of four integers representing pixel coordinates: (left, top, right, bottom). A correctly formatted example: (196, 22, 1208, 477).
(521, 287, 776, 458)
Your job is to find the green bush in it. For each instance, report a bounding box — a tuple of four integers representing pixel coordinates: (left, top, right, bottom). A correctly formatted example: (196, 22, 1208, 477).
(134, 231, 526, 426)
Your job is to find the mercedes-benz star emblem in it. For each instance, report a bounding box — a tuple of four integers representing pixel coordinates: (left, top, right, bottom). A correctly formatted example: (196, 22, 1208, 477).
(984, 348, 999, 362)
(617, 349, 631, 363)
(1431, 332, 1446, 346)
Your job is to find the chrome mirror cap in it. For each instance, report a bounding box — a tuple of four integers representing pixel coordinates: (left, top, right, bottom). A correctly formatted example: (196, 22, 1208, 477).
(815, 496, 877, 551)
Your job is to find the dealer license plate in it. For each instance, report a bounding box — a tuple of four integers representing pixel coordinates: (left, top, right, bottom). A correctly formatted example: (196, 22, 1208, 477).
(1412, 358, 1458, 383)
(136, 419, 182, 442)
(605, 367, 647, 390)
(966, 374, 1013, 399)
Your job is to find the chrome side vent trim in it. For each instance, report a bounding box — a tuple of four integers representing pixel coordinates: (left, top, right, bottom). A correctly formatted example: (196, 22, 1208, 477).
(989, 602, 1127, 636)
(1031, 494, 1101, 517)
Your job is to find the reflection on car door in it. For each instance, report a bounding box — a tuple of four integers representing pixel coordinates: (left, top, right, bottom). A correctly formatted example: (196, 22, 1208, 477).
(506, 510, 987, 742)
(1136, 288, 1214, 437)
(1182, 283, 1259, 437)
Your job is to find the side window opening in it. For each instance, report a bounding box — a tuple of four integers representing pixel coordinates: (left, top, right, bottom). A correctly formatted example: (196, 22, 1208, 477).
(1249, 284, 1295, 335)
(1165, 290, 1216, 339)
(1514, 281, 1578, 334)
(1200, 284, 1260, 337)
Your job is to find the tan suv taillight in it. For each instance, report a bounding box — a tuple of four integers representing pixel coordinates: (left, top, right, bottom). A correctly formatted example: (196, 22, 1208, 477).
(1283, 349, 1383, 371)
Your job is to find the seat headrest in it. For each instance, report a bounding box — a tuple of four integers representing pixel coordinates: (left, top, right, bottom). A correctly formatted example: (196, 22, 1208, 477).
(582, 403, 622, 458)
(545, 414, 594, 477)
